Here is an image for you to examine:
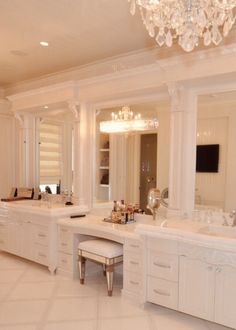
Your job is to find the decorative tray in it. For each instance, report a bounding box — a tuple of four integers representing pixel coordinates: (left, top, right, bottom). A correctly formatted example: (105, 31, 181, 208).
(103, 217, 136, 225)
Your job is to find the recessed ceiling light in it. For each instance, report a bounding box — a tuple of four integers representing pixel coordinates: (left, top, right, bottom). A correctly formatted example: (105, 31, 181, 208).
(44, 105, 49, 109)
(40, 41, 49, 47)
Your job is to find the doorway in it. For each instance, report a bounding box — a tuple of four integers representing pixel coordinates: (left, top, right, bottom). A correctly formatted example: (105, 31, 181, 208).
(139, 133, 157, 212)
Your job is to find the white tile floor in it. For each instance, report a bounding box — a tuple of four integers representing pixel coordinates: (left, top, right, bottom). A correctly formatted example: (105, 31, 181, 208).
(0, 251, 232, 330)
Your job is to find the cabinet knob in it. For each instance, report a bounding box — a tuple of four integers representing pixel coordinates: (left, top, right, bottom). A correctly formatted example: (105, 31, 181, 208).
(216, 267, 222, 273)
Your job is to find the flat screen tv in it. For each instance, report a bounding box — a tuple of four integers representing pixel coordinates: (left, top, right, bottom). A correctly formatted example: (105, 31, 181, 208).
(196, 144, 219, 173)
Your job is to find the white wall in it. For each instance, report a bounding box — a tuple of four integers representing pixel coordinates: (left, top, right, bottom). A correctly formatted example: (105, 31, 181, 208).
(197, 106, 236, 211)
(196, 116, 228, 208)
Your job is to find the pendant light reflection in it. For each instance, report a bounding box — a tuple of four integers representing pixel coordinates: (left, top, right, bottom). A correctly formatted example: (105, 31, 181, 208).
(99, 106, 159, 134)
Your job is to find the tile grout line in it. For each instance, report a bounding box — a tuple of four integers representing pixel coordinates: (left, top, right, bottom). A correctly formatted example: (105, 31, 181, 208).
(0, 263, 30, 306)
(35, 276, 60, 330)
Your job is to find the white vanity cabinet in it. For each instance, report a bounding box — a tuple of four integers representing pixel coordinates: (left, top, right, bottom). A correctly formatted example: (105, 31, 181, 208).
(179, 256, 215, 321)
(214, 265, 236, 329)
(31, 222, 50, 266)
(178, 243, 236, 328)
(146, 237, 179, 310)
(123, 236, 144, 300)
(6, 211, 50, 266)
(57, 225, 74, 276)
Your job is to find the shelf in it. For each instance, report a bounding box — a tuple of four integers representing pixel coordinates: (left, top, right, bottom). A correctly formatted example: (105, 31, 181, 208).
(99, 166, 109, 170)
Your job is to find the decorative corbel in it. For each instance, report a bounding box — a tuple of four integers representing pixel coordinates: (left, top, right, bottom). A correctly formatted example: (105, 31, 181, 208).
(67, 100, 80, 120)
(14, 112, 24, 128)
(167, 82, 184, 113)
(96, 109, 101, 116)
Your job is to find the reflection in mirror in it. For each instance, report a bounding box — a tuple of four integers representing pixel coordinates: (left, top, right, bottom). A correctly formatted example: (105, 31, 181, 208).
(196, 92, 236, 212)
(95, 102, 170, 213)
(38, 109, 74, 196)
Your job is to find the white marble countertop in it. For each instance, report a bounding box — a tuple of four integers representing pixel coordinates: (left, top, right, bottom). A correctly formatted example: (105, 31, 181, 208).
(58, 213, 236, 253)
(0, 200, 89, 217)
(136, 218, 236, 253)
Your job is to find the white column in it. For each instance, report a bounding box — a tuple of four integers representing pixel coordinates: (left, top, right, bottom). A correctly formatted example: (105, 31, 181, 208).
(74, 103, 96, 208)
(15, 113, 37, 187)
(168, 83, 197, 217)
(62, 116, 73, 193)
(110, 134, 127, 201)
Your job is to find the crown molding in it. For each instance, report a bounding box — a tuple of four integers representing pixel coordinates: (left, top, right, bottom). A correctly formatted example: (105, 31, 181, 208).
(4, 47, 159, 95)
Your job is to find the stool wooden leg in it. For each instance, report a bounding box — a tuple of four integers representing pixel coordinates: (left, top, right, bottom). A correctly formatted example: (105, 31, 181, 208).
(78, 256, 86, 284)
(106, 265, 114, 296)
(103, 264, 106, 276)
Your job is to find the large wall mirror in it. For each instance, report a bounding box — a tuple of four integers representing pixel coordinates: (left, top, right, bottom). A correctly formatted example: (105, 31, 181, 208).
(195, 91, 236, 212)
(35, 106, 75, 195)
(94, 101, 170, 211)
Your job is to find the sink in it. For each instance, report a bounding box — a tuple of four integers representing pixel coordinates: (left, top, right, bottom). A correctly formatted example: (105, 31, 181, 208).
(198, 225, 236, 239)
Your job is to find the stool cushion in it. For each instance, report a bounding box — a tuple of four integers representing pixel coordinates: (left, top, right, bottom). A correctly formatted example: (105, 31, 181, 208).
(78, 239, 123, 258)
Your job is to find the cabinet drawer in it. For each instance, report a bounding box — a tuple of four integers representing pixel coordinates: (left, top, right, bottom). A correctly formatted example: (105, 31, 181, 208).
(33, 225, 49, 246)
(148, 251, 179, 282)
(147, 237, 178, 254)
(147, 276, 178, 310)
(33, 244, 49, 266)
(58, 227, 73, 253)
(58, 252, 73, 272)
(58, 239, 73, 254)
(124, 251, 142, 273)
(123, 271, 142, 294)
(124, 238, 142, 253)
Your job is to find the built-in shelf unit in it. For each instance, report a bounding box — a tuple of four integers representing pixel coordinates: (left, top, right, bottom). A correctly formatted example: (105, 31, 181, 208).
(97, 132, 110, 201)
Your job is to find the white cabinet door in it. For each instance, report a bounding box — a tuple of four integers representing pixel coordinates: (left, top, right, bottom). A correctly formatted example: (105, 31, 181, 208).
(179, 256, 215, 321)
(215, 265, 236, 329)
(8, 220, 32, 260)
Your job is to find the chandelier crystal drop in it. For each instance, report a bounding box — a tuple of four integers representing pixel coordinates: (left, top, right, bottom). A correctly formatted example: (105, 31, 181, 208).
(99, 106, 159, 133)
(128, 0, 236, 52)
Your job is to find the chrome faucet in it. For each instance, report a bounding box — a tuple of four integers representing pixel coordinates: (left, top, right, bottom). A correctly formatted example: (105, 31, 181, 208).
(229, 210, 236, 227)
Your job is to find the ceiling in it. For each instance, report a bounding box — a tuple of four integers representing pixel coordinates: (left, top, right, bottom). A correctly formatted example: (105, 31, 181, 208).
(0, 0, 156, 88)
(1, 0, 236, 90)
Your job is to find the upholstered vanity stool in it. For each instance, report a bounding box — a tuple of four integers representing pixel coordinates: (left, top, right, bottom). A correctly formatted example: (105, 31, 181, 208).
(78, 239, 123, 296)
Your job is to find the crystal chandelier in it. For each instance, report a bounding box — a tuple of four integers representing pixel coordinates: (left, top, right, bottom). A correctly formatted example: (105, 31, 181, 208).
(128, 0, 236, 52)
(99, 106, 159, 133)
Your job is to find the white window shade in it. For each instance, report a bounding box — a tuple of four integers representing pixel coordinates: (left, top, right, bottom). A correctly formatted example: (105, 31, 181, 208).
(40, 121, 63, 185)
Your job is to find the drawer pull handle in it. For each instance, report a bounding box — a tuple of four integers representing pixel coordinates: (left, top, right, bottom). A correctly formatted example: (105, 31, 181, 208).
(61, 259, 67, 263)
(130, 261, 139, 265)
(130, 244, 139, 248)
(153, 289, 170, 297)
(130, 280, 139, 285)
(153, 262, 171, 269)
(38, 233, 46, 238)
(38, 253, 46, 258)
(61, 243, 68, 247)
